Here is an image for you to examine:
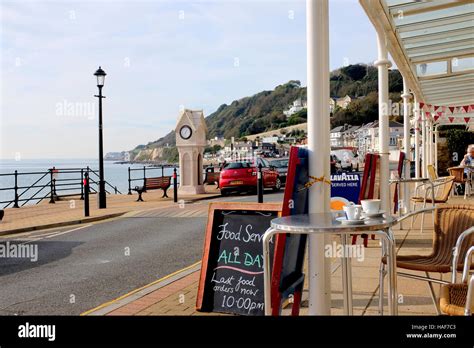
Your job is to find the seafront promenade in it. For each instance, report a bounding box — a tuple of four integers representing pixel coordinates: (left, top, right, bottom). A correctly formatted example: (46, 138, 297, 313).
(0, 187, 221, 235)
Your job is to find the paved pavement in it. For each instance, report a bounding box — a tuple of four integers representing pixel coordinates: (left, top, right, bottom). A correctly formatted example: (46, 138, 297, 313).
(85, 214, 438, 316)
(0, 190, 283, 315)
(84, 195, 472, 317)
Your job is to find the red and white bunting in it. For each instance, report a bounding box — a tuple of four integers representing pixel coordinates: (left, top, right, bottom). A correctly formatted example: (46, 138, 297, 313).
(465, 117, 471, 124)
(419, 102, 474, 119)
(449, 117, 455, 123)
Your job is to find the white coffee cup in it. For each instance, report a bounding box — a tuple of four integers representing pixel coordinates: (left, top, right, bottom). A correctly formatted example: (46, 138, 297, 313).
(361, 199, 381, 214)
(343, 203, 362, 220)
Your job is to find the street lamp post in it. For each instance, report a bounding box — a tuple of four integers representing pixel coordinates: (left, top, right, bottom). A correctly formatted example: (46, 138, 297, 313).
(94, 66, 107, 209)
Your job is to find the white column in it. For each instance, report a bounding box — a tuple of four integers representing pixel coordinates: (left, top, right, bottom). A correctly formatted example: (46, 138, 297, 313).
(374, 31, 392, 214)
(429, 122, 434, 167)
(421, 110, 427, 178)
(401, 79, 411, 210)
(306, 0, 331, 315)
(414, 98, 420, 179)
(427, 122, 432, 167)
(434, 126, 439, 171)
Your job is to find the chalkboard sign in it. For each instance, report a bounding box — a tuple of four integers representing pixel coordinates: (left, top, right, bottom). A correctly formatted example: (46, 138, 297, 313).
(196, 202, 281, 316)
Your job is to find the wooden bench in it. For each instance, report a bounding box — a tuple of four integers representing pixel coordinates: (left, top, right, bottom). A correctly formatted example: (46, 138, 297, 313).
(134, 176, 171, 202)
(204, 171, 220, 188)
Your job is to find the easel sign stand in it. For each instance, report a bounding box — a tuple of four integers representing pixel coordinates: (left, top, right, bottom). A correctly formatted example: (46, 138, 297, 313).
(269, 146, 309, 316)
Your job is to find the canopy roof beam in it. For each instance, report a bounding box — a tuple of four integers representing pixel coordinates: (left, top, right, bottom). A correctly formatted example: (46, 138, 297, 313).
(361, 0, 474, 107)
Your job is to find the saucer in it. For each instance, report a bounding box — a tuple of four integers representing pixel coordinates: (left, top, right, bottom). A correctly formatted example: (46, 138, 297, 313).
(362, 210, 385, 218)
(336, 216, 366, 225)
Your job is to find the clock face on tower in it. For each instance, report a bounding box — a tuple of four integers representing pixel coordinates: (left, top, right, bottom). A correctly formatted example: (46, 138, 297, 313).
(179, 125, 192, 140)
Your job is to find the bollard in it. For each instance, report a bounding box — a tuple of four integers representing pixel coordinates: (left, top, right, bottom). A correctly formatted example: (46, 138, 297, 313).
(53, 178, 57, 198)
(80, 169, 84, 200)
(13, 170, 19, 208)
(173, 168, 178, 203)
(127, 167, 132, 195)
(257, 163, 263, 203)
(84, 172, 90, 217)
(49, 169, 55, 204)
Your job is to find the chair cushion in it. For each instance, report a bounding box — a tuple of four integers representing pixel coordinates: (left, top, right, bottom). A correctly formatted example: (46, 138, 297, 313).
(411, 197, 445, 203)
(440, 283, 473, 316)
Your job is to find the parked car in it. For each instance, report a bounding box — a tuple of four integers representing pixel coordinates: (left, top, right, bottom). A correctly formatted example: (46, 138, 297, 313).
(269, 158, 289, 184)
(219, 158, 281, 196)
(331, 149, 359, 172)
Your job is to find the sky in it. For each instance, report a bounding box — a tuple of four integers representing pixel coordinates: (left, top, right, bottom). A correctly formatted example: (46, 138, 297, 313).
(0, 0, 378, 159)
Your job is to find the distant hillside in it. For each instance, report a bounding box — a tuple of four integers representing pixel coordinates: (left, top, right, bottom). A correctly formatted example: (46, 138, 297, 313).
(203, 64, 402, 138)
(128, 64, 403, 162)
(206, 80, 306, 139)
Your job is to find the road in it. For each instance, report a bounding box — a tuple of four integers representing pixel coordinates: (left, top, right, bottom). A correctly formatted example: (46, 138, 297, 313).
(0, 191, 283, 315)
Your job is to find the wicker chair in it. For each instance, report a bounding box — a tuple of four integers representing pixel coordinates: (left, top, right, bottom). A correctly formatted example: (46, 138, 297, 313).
(440, 246, 474, 316)
(410, 176, 455, 233)
(427, 164, 438, 181)
(448, 167, 466, 197)
(380, 205, 474, 315)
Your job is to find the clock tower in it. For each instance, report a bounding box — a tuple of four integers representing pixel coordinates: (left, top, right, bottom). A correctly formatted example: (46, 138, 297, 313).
(175, 109, 207, 195)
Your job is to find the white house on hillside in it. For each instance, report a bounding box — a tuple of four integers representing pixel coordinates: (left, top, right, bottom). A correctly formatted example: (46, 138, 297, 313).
(283, 98, 307, 117)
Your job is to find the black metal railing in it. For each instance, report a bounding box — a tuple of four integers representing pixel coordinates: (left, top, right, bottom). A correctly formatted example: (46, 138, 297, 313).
(0, 167, 121, 209)
(1, 164, 223, 209)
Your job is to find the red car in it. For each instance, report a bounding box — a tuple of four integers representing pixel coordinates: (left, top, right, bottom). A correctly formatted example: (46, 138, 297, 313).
(219, 158, 281, 196)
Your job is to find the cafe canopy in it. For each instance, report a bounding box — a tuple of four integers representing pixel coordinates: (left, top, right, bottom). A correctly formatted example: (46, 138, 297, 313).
(361, 0, 474, 130)
(303, 0, 474, 315)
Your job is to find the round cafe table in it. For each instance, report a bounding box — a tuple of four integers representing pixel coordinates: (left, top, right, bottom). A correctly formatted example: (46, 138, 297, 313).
(262, 213, 399, 316)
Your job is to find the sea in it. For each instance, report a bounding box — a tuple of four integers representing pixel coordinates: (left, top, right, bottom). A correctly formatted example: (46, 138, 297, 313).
(0, 159, 176, 207)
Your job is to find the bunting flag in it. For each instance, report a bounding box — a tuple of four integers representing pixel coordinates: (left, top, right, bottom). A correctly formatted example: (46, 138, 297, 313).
(449, 117, 455, 123)
(419, 102, 474, 118)
(465, 117, 470, 123)
(434, 115, 440, 122)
